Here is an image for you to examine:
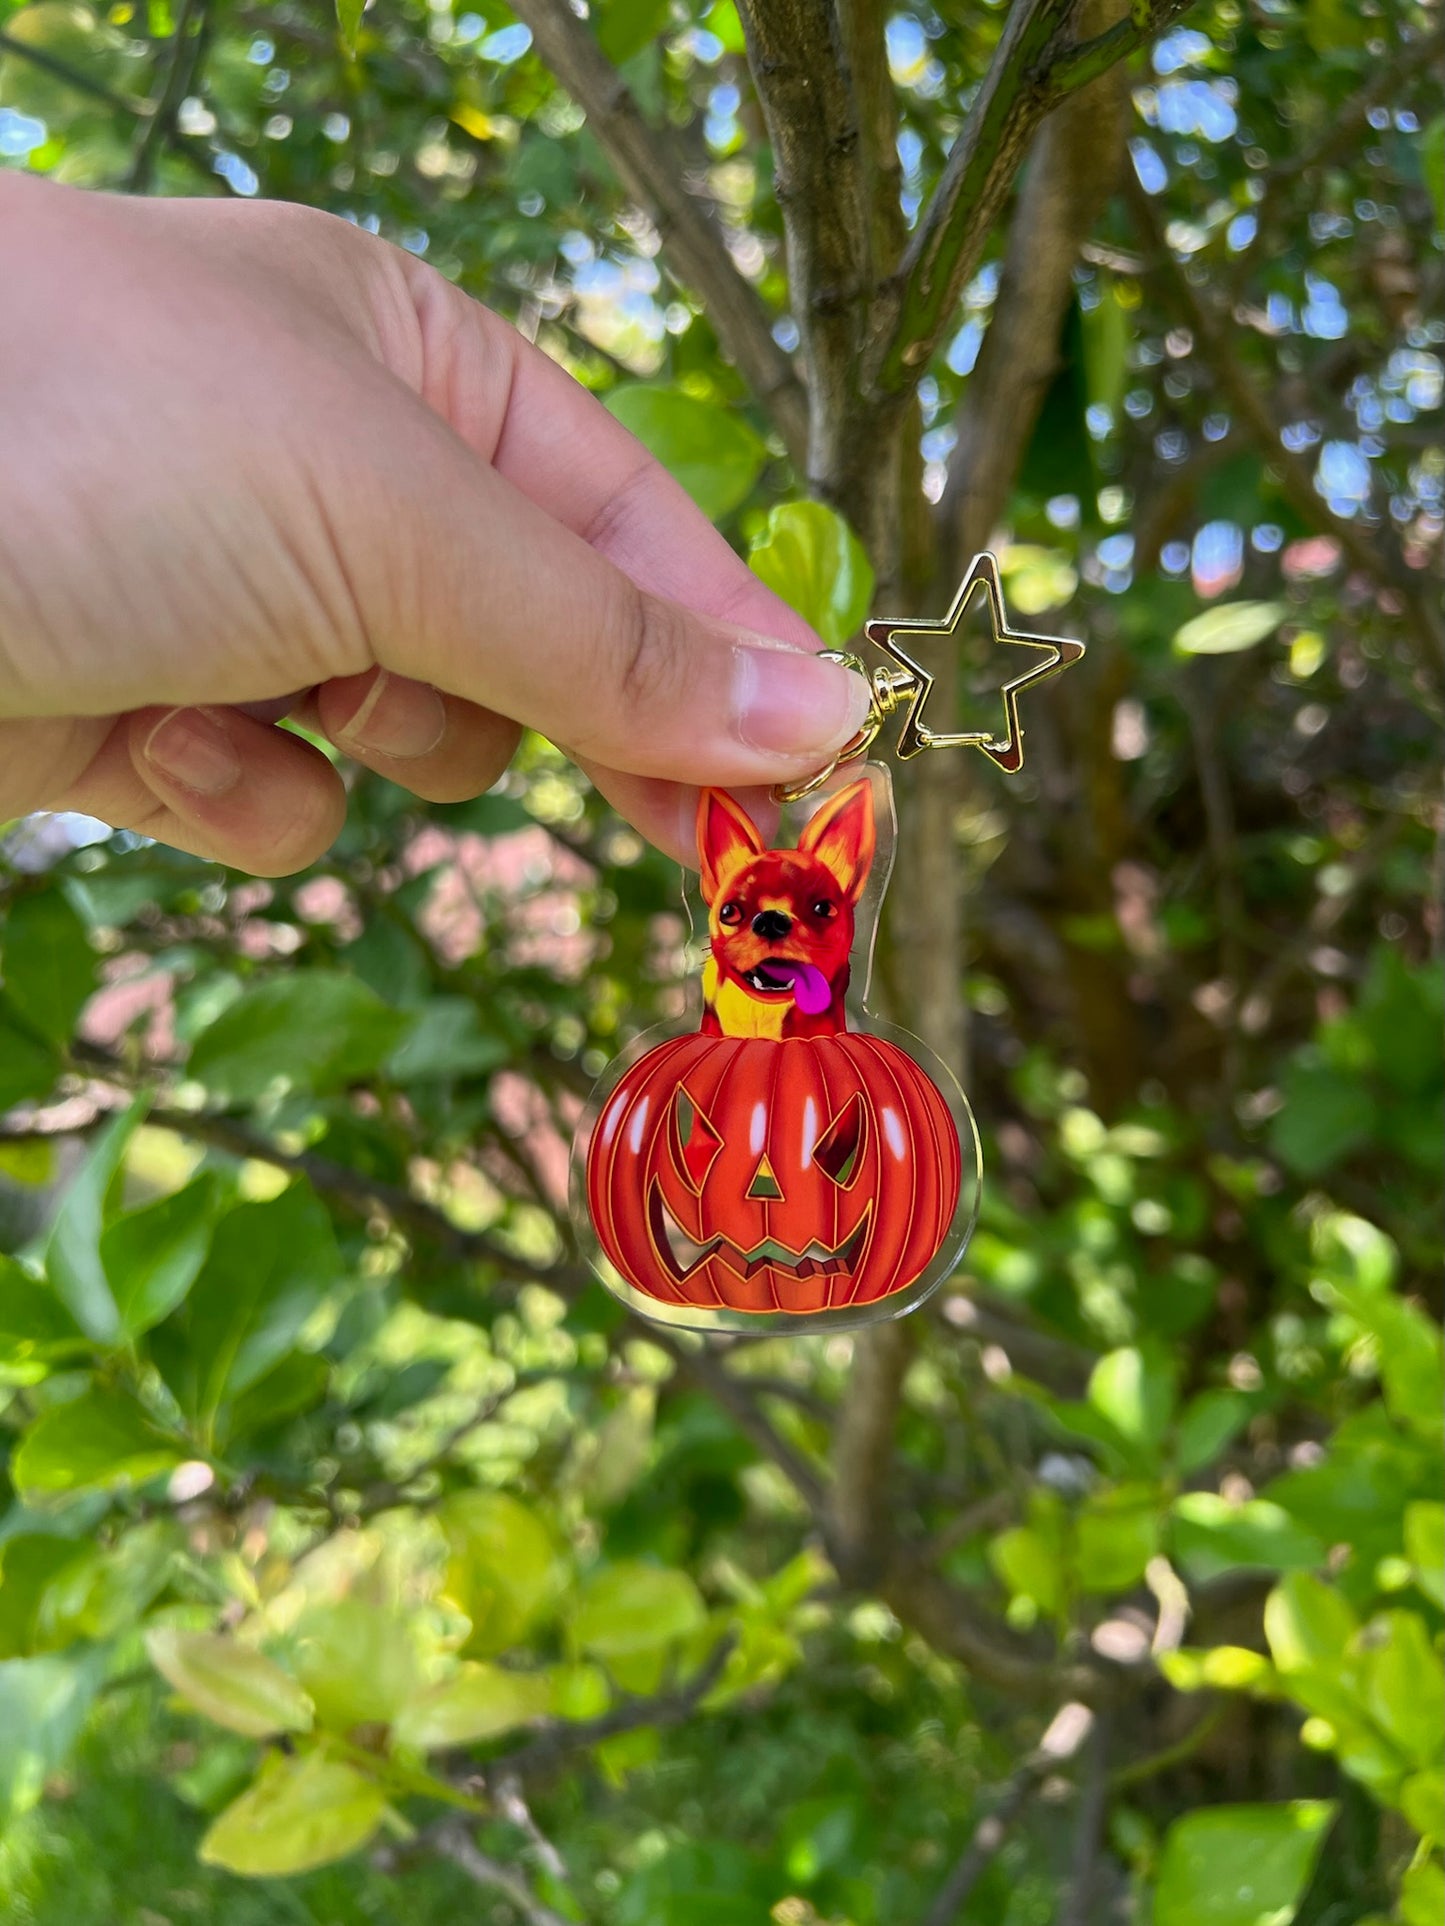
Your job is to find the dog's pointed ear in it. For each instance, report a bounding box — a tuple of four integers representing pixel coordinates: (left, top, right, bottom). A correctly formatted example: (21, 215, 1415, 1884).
(797, 777, 876, 902)
(698, 789, 766, 904)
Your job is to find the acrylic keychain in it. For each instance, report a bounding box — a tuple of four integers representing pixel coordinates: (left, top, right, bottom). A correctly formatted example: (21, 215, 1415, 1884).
(571, 551, 1085, 1335)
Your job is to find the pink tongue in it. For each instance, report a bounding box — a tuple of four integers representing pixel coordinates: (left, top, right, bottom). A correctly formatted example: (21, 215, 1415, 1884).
(789, 963, 832, 1015)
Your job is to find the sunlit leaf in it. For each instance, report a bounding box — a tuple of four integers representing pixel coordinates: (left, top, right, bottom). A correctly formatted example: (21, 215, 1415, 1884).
(146, 1629, 315, 1739)
(392, 1661, 553, 1750)
(1154, 1801, 1335, 1926)
(606, 385, 766, 521)
(199, 1751, 388, 1877)
(11, 1386, 184, 1501)
(748, 501, 875, 646)
(0, 891, 93, 1045)
(1173, 601, 1285, 656)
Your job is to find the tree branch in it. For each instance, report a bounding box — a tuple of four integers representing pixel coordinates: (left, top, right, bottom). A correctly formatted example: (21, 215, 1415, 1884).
(836, 0, 909, 289)
(921, 1702, 1096, 1926)
(505, 0, 807, 464)
(869, 0, 1180, 411)
(827, 1316, 913, 1585)
(734, 0, 870, 493)
(1044, 0, 1194, 97)
(1126, 175, 1445, 696)
(481, 1633, 737, 1780)
(1224, 22, 1445, 295)
(941, 0, 1136, 572)
(0, 25, 227, 192)
(127, 0, 210, 194)
(390, 1820, 574, 1926)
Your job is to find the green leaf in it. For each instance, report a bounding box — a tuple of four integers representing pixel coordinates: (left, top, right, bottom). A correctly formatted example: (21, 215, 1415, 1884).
(0, 994, 61, 1109)
(1401, 1857, 1445, 1926)
(1263, 1572, 1357, 1675)
(33, 1519, 175, 1648)
(1400, 1772, 1444, 1846)
(187, 972, 409, 1103)
(439, 1492, 563, 1658)
(0, 1535, 82, 1659)
(596, 0, 670, 64)
(0, 1256, 87, 1366)
(1362, 1611, 1445, 1771)
(0, 1652, 102, 1827)
(1081, 278, 1129, 425)
(1171, 1494, 1325, 1582)
(988, 1525, 1063, 1616)
(1176, 1388, 1252, 1474)
(0, 891, 93, 1046)
(1405, 1503, 1445, 1610)
(44, 1099, 149, 1346)
(1173, 601, 1286, 657)
(335, 0, 364, 54)
(102, 1175, 218, 1340)
(1088, 1345, 1175, 1461)
(1154, 1803, 1335, 1926)
(1327, 1284, 1445, 1441)
(154, 1183, 342, 1431)
(1422, 119, 1445, 235)
(571, 1562, 707, 1659)
(1076, 1484, 1162, 1593)
(384, 998, 510, 1085)
(392, 1661, 553, 1750)
(747, 501, 875, 646)
(199, 1750, 388, 1877)
(146, 1628, 315, 1739)
(11, 1386, 184, 1501)
(1269, 1061, 1377, 1177)
(291, 1598, 428, 1730)
(605, 385, 766, 521)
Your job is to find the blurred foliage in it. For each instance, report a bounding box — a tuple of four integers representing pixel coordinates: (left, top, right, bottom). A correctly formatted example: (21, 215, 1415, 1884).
(1, 0, 1442, 1923)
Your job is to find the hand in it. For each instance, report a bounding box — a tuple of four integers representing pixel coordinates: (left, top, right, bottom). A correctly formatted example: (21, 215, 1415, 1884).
(0, 175, 869, 874)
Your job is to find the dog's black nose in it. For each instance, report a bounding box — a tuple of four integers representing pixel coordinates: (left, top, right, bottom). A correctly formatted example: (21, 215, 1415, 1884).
(752, 909, 792, 940)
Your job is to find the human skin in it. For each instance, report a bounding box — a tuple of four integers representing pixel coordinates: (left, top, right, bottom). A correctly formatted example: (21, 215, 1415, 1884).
(0, 174, 870, 875)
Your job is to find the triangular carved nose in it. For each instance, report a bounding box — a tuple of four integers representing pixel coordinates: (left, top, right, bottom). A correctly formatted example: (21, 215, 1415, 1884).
(746, 1154, 783, 1200)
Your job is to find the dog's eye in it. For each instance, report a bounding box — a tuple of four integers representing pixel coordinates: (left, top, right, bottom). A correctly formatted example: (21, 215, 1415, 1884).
(718, 900, 742, 925)
(811, 898, 837, 920)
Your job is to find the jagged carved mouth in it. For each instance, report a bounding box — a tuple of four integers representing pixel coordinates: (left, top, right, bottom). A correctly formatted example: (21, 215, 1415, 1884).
(648, 1182, 869, 1282)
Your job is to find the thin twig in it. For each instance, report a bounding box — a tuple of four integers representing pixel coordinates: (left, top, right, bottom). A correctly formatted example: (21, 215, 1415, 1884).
(127, 0, 210, 193)
(480, 1633, 737, 1780)
(921, 1702, 1096, 1926)
(504, 0, 806, 463)
(870, 0, 1191, 406)
(409, 1819, 574, 1926)
(1127, 176, 1445, 696)
(0, 25, 226, 191)
(1108, 1701, 1225, 1792)
(1055, 1712, 1112, 1926)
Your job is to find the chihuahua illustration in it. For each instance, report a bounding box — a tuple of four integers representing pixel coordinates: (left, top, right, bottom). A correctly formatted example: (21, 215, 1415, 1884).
(698, 778, 877, 1040)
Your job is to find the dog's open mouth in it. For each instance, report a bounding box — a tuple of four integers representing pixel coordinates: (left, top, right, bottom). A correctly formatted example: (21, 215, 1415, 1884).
(649, 1183, 869, 1282)
(741, 959, 833, 1015)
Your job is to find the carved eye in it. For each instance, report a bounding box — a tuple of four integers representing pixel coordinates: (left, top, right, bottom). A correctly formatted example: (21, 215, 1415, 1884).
(812, 1093, 865, 1186)
(811, 898, 837, 920)
(718, 900, 743, 925)
(673, 1087, 724, 1190)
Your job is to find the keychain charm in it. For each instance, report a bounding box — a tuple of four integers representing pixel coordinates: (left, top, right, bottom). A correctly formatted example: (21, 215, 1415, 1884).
(572, 552, 1084, 1334)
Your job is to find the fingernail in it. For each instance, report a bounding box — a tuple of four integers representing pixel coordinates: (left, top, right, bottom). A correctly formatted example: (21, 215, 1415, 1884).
(143, 707, 243, 796)
(332, 670, 447, 760)
(732, 645, 872, 760)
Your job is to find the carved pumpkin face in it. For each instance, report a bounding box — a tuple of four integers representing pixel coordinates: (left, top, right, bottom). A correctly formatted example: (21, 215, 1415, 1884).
(586, 1030, 961, 1315)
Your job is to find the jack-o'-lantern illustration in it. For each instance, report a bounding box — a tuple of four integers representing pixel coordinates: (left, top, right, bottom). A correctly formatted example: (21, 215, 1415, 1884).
(581, 776, 970, 1321)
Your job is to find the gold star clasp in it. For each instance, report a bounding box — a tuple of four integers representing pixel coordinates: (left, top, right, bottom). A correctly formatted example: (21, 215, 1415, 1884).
(774, 551, 1086, 803)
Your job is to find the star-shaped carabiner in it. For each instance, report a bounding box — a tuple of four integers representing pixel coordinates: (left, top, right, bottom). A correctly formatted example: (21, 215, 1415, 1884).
(863, 551, 1086, 774)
